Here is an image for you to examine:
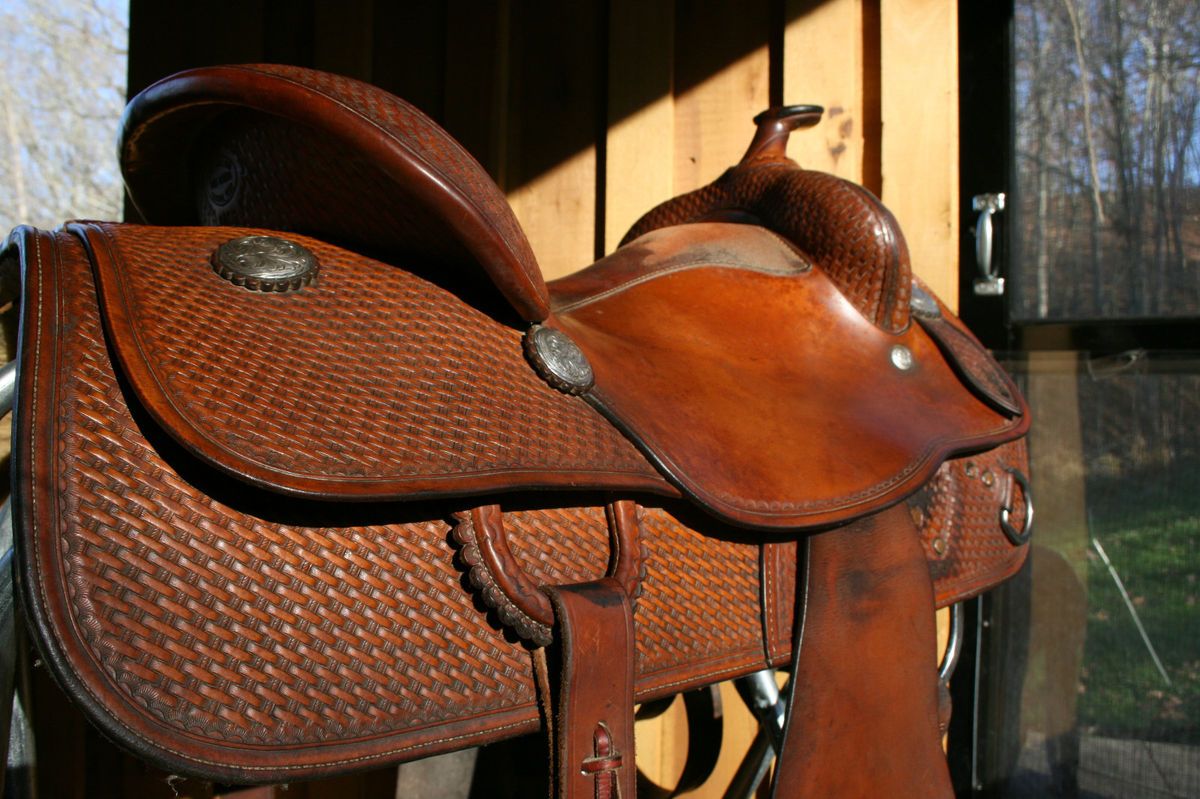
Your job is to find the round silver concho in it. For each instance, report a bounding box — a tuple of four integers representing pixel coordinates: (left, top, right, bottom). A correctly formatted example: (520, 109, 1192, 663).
(524, 325, 594, 395)
(212, 235, 318, 292)
(909, 283, 941, 319)
(890, 344, 915, 371)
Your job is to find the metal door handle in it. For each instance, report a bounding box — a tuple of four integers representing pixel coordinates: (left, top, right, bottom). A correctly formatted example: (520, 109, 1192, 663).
(971, 193, 1005, 296)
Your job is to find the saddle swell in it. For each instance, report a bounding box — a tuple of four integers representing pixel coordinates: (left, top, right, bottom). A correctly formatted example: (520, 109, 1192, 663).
(544, 222, 1026, 530)
(7, 64, 1033, 795)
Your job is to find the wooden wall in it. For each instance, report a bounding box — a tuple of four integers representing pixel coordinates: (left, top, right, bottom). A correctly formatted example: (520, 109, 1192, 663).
(40, 1, 962, 796)
(127, 0, 960, 304)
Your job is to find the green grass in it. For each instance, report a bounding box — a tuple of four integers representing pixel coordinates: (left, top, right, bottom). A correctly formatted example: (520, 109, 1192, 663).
(1076, 458, 1200, 743)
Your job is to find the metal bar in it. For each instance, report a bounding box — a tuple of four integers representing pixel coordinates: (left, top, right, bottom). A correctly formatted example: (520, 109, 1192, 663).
(938, 602, 965, 683)
(733, 669, 785, 753)
(0, 360, 16, 418)
(1092, 535, 1172, 687)
(724, 670, 789, 799)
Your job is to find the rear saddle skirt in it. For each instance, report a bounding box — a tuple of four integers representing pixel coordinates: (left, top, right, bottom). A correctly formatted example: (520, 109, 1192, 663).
(4, 64, 1031, 796)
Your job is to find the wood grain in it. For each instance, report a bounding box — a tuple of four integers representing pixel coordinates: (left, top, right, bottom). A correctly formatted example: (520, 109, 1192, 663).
(880, 0, 960, 309)
(504, 2, 604, 279)
(783, 0, 866, 181)
(313, 0, 374, 81)
(443, 0, 510, 177)
(673, 4, 771, 193)
(605, 0, 675, 253)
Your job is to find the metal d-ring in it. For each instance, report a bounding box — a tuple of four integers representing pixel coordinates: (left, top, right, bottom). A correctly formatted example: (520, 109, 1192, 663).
(999, 468, 1034, 545)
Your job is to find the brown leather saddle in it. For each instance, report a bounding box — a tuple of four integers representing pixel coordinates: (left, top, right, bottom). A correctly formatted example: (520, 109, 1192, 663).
(3, 65, 1032, 797)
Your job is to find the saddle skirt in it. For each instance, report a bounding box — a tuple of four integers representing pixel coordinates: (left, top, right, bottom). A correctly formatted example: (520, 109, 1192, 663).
(4, 64, 1031, 795)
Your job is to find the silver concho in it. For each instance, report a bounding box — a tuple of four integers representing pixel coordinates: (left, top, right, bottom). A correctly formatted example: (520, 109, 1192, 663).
(524, 325, 594, 395)
(213, 235, 318, 292)
(910, 283, 941, 319)
(890, 344, 915, 371)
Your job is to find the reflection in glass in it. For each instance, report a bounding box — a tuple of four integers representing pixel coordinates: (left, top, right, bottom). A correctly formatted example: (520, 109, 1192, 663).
(995, 352, 1199, 797)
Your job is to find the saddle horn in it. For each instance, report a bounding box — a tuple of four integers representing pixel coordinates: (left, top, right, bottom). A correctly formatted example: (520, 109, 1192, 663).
(740, 104, 824, 163)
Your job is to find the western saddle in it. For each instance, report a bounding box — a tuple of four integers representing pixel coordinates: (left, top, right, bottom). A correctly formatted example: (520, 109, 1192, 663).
(1, 65, 1031, 797)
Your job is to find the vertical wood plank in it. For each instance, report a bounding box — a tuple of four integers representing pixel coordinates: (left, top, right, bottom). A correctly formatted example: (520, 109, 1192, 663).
(634, 695, 689, 791)
(126, 1, 268, 96)
(1020, 353, 1090, 774)
(443, 0, 510, 178)
(604, 0, 675, 252)
(782, 0, 865, 182)
(640, 7, 775, 792)
(879, 1, 959, 308)
(367, 0, 448, 117)
(503, 1, 605, 279)
(606, 6, 683, 774)
(506, 141, 599, 281)
(672, 4, 772, 194)
(312, 0, 374, 80)
(707, 679, 771, 798)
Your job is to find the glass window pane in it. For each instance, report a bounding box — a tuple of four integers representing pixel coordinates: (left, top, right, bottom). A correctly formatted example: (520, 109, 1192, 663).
(993, 352, 1200, 797)
(1012, 0, 1200, 320)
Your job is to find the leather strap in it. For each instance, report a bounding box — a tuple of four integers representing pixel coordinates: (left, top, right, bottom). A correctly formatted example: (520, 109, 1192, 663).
(542, 579, 637, 799)
(772, 505, 954, 798)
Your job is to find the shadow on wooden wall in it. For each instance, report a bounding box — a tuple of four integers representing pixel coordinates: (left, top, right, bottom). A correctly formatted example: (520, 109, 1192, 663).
(125, 1, 904, 280)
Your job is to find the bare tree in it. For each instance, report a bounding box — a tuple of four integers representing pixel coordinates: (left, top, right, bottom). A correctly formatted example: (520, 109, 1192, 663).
(1015, 0, 1200, 319)
(0, 0, 128, 233)
(1063, 0, 1108, 312)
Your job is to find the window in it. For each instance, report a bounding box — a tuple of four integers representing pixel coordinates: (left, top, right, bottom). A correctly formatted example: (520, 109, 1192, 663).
(956, 2, 1200, 796)
(1012, 0, 1200, 321)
